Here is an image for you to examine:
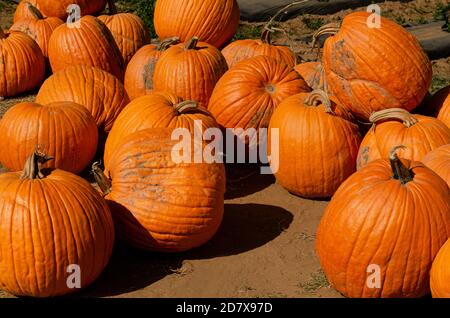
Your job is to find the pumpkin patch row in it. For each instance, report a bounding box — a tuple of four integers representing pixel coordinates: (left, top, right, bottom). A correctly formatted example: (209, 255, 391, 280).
(0, 0, 449, 299)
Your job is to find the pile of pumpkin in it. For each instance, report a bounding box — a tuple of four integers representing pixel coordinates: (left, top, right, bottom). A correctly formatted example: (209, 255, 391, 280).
(0, 0, 449, 298)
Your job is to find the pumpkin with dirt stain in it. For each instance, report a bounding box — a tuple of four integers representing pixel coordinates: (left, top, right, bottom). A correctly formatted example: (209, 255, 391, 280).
(0, 28, 45, 98)
(13, 0, 42, 23)
(320, 12, 432, 121)
(48, 15, 124, 81)
(124, 37, 179, 100)
(422, 144, 450, 188)
(356, 109, 450, 170)
(268, 90, 361, 198)
(0, 101, 98, 174)
(294, 61, 324, 90)
(154, 0, 240, 48)
(36, 66, 129, 134)
(95, 128, 225, 253)
(153, 37, 228, 108)
(317, 147, 450, 298)
(431, 238, 450, 298)
(16, 0, 107, 20)
(0, 150, 114, 298)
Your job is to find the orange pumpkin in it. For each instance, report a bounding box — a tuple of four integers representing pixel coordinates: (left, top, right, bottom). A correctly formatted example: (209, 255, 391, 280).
(294, 61, 324, 90)
(98, 0, 151, 66)
(0, 29, 45, 98)
(36, 66, 129, 133)
(320, 12, 432, 121)
(154, 0, 240, 48)
(18, 0, 106, 20)
(0, 101, 98, 174)
(48, 15, 124, 81)
(356, 109, 450, 169)
(431, 238, 450, 298)
(94, 129, 225, 252)
(422, 144, 450, 188)
(124, 37, 180, 100)
(428, 85, 450, 128)
(208, 55, 310, 146)
(0, 150, 114, 297)
(10, 3, 64, 60)
(268, 90, 361, 198)
(104, 92, 218, 170)
(222, 29, 296, 68)
(153, 37, 228, 108)
(13, 0, 42, 23)
(317, 147, 450, 298)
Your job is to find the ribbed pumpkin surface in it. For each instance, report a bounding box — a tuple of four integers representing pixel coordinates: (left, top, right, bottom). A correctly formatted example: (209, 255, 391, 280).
(428, 86, 450, 128)
(431, 238, 450, 298)
(422, 144, 450, 188)
(294, 61, 323, 90)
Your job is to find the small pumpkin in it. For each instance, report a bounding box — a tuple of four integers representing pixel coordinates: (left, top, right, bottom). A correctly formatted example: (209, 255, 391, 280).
(154, 0, 240, 48)
(268, 90, 361, 198)
(294, 61, 324, 90)
(431, 238, 450, 298)
(0, 28, 45, 99)
(356, 108, 450, 169)
(36, 66, 130, 134)
(13, 0, 42, 23)
(94, 128, 225, 252)
(48, 15, 124, 81)
(0, 101, 98, 174)
(317, 146, 450, 298)
(208, 55, 310, 146)
(153, 37, 228, 108)
(319, 12, 432, 121)
(124, 37, 180, 100)
(98, 0, 151, 66)
(428, 85, 450, 128)
(422, 144, 450, 188)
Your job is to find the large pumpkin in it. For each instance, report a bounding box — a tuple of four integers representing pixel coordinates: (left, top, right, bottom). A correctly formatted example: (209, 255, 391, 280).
(104, 91, 218, 170)
(320, 12, 432, 121)
(431, 238, 450, 298)
(48, 15, 124, 81)
(317, 147, 450, 298)
(0, 150, 114, 297)
(357, 108, 450, 169)
(0, 101, 98, 174)
(10, 3, 64, 61)
(268, 90, 361, 198)
(154, 0, 240, 48)
(208, 55, 310, 146)
(94, 129, 225, 252)
(422, 144, 450, 188)
(14, 0, 42, 23)
(98, 0, 151, 66)
(294, 61, 324, 90)
(153, 37, 228, 108)
(221, 29, 296, 68)
(36, 66, 130, 134)
(124, 37, 180, 100)
(16, 0, 107, 20)
(0, 29, 45, 98)
(428, 85, 450, 128)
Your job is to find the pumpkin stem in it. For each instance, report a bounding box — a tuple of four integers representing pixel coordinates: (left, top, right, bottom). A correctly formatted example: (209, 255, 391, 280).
(158, 37, 180, 51)
(108, 0, 118, 15)
(185, 37, 199, 50)
(304, 89, 335, 115)
(369, 108, 419, 128)
(389, 146, 414, 184)
(261, 28, 273, 44)
(20, 148, 54, 180)
(311, 22, 341, 56)
(26, 2, 44, 20)
(264, 0, 309, 31)
(174, 100, 212, 116)
(92, 162, 112, 195)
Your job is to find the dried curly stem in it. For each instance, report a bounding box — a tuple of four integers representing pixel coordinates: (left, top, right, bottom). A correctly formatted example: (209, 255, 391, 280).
(311, 22, 341, 58)
(369, 108, 419, 128)
(389, 146, 414, 184)
(175, 100, 212, 116)
(158, 37, 180, 51)
(304, 89, 335, 114)
(185, 37, 199, 50)
(21, 148, 54, 180)
(92, 162, 112, 195)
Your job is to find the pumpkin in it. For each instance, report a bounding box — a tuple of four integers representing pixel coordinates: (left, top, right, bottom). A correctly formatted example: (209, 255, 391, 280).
(222, 28, 296, 69)
(0, 150, 114, 297)
(98, 0, 151, 66)
(153, 37, 228, 108)
(208, 55, 310, 146)
(356, 108, 450, 170)
(10, 3, 64, 61)
(104, 91, 218, 170)
(17, 0, 107, 20)
(94, 128, 225, 252)
(428, 86, 450, 128)
(124, 37, 180, 100)
(317, 146, 450, 298)
(36, 66, 130, 134)
(431, 238, 450, 298)
(319, 12, 432, 121)
(0, 101, 98, 174)
(294, 61, 324, 90)
(154, 0, 240, 48)
(422, 144, 450, 188)
(268, 90, 361, 198)
(14, 0, 42, 23)
(48, 15, 124, 81)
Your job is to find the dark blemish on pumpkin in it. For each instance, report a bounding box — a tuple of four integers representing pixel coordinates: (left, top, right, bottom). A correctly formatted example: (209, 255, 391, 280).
(143, 61, 156, 90)
(249, 111, 265, 127)
(357, 146, 370, 169)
